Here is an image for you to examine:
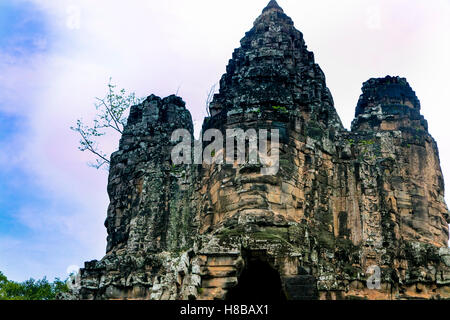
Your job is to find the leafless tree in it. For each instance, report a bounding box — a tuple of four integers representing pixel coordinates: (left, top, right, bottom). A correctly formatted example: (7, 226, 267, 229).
(205, 83, 217, 117)
(71, 78, 143, 169)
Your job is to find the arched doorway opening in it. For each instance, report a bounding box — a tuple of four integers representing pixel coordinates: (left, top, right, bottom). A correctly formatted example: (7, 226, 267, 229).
(226, 251, 287, 301)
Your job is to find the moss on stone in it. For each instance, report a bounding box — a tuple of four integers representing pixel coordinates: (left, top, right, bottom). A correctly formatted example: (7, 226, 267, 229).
(272, 105, 288, 113)
(306, 122, 325, 140)
(217, 226, 247, 243)
(218, 226, 291, 247)
(317, 230, 335, 250)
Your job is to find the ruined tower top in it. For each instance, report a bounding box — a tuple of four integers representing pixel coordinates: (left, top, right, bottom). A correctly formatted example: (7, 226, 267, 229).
(351, 76, 427, 132)
(262, 0, 284, 14)
(208, 0, 343, 130)
(355, 76, 421, 116)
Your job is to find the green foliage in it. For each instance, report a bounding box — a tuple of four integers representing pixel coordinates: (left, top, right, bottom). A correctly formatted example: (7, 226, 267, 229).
(71, 78, 143, 169)
(170, 164, 183, 175)
(347, 138, 375, 147)
(272, 105, 288, 113)
(0, 271, 69, 300)
(250, 107, 261, 114)
(359, 139, 375, 146)
(348, 138, 380, 162)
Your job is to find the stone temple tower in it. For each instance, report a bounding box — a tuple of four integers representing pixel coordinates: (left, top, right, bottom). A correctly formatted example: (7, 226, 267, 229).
(75, 1, 450, 300)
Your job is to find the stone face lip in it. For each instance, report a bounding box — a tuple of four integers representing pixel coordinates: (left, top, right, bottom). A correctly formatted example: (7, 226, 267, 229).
(262, 0, 284, 13)
(72, 2, 450, 302)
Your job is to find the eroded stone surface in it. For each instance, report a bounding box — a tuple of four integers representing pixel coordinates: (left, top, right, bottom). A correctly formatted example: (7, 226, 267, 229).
(71, 1, 450, 300)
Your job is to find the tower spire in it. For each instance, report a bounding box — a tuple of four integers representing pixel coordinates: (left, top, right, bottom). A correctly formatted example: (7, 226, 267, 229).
(262, 0, 284, 13)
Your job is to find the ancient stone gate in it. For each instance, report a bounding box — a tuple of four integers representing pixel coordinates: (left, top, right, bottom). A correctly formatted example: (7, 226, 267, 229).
(73, 1, 450, 300)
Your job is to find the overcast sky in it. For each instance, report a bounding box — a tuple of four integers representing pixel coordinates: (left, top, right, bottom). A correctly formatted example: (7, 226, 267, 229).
(0, 0, 449, 281)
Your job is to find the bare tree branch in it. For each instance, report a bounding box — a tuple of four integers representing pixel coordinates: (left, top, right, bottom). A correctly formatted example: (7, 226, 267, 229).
(205, 83, 217, 117)
(71, 78, 143, 170)
(94, 98, 123, 134)
(80, 131, 110, 164)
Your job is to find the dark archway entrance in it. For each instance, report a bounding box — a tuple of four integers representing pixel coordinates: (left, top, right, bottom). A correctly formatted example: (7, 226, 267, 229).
(226, 251, 287, 301)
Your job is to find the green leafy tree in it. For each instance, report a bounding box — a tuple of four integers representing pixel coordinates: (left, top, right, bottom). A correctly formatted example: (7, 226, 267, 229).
(71, 78, 143, 169)
(0, 271, 69, 300)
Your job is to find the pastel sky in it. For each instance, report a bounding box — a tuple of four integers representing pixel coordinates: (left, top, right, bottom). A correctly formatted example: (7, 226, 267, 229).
(0, 0, 449, 281)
